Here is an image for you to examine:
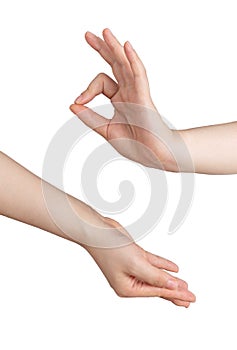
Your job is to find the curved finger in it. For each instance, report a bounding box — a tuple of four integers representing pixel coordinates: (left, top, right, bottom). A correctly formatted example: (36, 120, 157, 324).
(85, 31, 113, 65)
(75, 73, 118, 104)
(145, 251, 179, 273)
(160, 288, 196, 302)
(132, 260, 182, 290)
(136, 258, 189, 291)
(169, 299, 191, 308)
(70, 104, 109, 139)
(102, 28, 133, 83)
(124, 41, 148, 83)
(129, 283, 196, 302)
(144, 253, 188, 291)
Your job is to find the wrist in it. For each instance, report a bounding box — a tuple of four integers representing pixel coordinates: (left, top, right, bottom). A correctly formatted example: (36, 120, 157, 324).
(152, 128, 180, 172)
(80, 215, 132, 253)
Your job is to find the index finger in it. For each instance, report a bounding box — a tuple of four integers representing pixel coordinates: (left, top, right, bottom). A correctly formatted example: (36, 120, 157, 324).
(85, 31, 113, 65)
(86, 29, 133, 85)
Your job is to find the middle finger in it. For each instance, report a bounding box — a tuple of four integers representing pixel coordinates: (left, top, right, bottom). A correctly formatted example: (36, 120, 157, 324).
(102, 28, 134, 84)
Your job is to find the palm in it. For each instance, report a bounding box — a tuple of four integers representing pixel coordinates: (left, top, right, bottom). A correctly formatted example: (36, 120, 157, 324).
(88, 229, 195, 307)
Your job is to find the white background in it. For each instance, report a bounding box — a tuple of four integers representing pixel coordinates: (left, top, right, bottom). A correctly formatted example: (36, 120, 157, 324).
(0, 0, 237, 349)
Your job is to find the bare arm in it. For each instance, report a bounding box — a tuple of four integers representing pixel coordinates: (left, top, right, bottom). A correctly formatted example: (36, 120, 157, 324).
(70, 29, 237, 175)
(0, 151, 104, 239)
(178, 122, 237, 174)
(0, 151, 195, 306)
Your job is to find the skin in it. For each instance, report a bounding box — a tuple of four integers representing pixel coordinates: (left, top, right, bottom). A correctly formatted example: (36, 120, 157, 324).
(70, 28, 237, 174)
(0, 152, 196, 307)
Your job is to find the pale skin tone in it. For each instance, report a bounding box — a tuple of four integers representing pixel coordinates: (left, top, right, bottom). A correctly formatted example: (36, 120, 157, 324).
(70, 28, 237, 174)
(0, 152, 196, 307)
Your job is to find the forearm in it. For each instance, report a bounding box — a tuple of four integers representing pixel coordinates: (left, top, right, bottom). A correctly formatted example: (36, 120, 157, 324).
(176, 122, 237, 174)
(0, 152, 124, 248)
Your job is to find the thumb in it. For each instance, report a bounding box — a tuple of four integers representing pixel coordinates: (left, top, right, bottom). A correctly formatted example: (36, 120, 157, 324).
(70, 104, 109, 139)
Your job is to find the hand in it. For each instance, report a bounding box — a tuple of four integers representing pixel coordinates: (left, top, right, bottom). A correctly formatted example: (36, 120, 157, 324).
(86, 218, 196, 307)
(0, 152, 195, 307)
(70, 29, 177, 170)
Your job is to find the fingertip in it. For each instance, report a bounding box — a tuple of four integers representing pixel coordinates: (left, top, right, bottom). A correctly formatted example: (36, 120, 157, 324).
(189, 293, 196, 303)
(85, 31, 95, 46)
(124, 40, 133, 51)
(124, 42, 133, 59)
(69, 103, 77, 114)
(85, 31, 94, 37)
(166, 257, 179, 272)
(177, 301, 190, 308)
(167, 261, 179, 273)
(103, 28, 111, 36)
(174, 264, 179, 273)
(103, 28, 115, 41)
(69, 103, 86, 115)
(74, 93, 84, 104)
(182, 302, 190, 308)
(69, 103, 75, 111)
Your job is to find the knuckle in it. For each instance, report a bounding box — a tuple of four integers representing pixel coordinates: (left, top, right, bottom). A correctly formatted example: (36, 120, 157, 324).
(115, 286, 130, 298)
(129, 258, 140, 274)
(114, 59, 123, 68)
(96, 72, 107, 80)
(134, 66, 146, 79)
(134, 72, 141, 79)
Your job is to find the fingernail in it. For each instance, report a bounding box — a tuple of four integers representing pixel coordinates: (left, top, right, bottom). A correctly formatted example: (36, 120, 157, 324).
(75, 93, 84, 104)
(167, 280, 178, 290)
(86, 31, 93, 37)
(127, 41, 133, 50)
